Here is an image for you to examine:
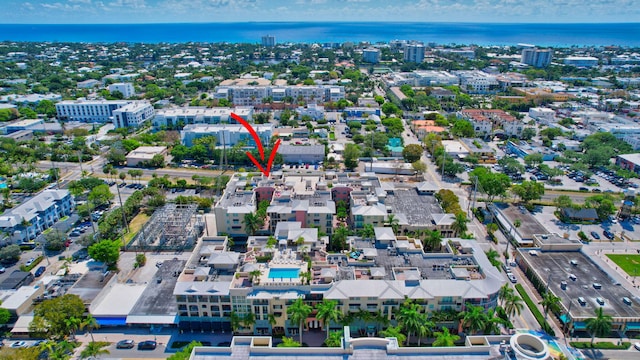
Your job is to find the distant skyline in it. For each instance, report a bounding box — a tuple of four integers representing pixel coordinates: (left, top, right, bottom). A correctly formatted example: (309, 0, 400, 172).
(4, 0, 640, 24)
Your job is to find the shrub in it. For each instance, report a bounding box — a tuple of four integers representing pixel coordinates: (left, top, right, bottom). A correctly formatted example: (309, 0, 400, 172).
(569, 342, 630, 350)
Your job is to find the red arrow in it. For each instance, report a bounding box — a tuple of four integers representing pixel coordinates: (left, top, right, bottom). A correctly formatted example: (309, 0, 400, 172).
(231, 112, 280, 177)
(246, 139, 281, 177)
(231, 112, 265, 161)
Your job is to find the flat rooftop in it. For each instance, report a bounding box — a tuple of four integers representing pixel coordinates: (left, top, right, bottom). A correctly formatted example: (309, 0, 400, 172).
(494, 203, 548, 242)
(519, 250, 640, 321)
(67, 268, 115, 304)
(385, 189, 444, 227)
(128, 259, 186, 317)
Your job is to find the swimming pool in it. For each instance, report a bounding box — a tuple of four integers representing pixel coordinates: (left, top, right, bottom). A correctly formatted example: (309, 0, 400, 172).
(268, 268, 300, 279)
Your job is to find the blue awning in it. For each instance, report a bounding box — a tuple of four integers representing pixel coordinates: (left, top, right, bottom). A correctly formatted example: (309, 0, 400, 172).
(626, 324, 640, 330)
(95, 317, 127, 326)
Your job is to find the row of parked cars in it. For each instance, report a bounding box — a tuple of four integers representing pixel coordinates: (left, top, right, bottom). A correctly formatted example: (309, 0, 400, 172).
(595, 168, 638, 189)
(116, 339, 157, 350)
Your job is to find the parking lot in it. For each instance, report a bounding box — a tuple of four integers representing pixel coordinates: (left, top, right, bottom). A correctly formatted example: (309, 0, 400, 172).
(531, 205, 640, 242)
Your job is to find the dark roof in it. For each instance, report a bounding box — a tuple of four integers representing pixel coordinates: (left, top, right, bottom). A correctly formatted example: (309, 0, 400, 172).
(278, 144, 325, 156)
(0, 270, 33, 290)
(562, 207, 599, 220)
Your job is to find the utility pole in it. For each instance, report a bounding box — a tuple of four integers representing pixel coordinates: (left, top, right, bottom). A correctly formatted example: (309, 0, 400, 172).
(468, 176, 478, 216)
(370, 131, 374, 172)
(441, 147, 446, 180)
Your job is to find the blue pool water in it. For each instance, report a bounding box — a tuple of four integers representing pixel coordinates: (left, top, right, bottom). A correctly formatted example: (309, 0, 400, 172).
(268, 268, 300, 279)
(0, 183, 6, 189)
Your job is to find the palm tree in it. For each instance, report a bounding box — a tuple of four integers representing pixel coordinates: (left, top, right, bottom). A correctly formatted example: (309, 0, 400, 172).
(249, 269, 262, 285)
(287, 298, 312, 344)
(119, 171, 127, 184)
(243, 212, 263, 236)
(316, 299, 342, 340)
(278, 337, 301, 347)
(416, 320, 434, 347)
(539, 292, 562, 321)
(459, 304, 488, 335)
(79, 314, 99, 343)
(385, 214, 399, 234)
(243, 312, 256, 333)
(80, 341, 110, 359)
(503, 294, 524, 321)
(379, 325, 407, 346)
(422, 229, 442, 252)
(432, 327, 460, 347)
(64, 316, 81, 339)
(267, 313, 277, 332)
(358, 223, 375, 241)
(482, 308, 507, 335)
(373, 310, 390, 333)
(230, 311, 241, 334)
(397, 302, 425, 345)
(498, 284, 514, 307)
(485, 249, 499, 265)
(585, 307, 613, 344)
(451, 213, 469, 236)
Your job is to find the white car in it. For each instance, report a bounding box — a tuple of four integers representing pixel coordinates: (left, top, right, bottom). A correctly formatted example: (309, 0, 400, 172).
(634, 342, 640, 351)
(25, 258, 35, 266)
(10, 341, 27, 348)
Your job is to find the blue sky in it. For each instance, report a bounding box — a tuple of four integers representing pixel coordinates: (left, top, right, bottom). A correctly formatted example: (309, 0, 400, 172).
(5, 0, 639, 23)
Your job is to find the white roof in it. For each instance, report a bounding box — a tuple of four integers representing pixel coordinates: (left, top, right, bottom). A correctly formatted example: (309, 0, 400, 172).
(90, 283, 147, 316)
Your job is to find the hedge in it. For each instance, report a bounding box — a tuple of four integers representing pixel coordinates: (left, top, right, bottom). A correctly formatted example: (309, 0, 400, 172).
(515, 284, 555, 336)
(19, 256, 44, 272)
(570, 342, 631, 350)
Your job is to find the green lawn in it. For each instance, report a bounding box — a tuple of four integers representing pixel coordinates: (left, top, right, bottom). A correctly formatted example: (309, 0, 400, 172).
(606, 254, 640, 276)
(122, 213, 150, 246)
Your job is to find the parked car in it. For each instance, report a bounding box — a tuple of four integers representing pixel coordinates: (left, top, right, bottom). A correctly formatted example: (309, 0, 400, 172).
(116, 340, 135, 349)
(34, 266, 46, 277)
(634, 342, 640, 351)
(603, 230, 615, 240)
(137, 340, 157, 350)
(0, 267, 5, 273)
(25, 258, 35, 266)
(590, 231, 600, 240)
(10, 341, 27, 348)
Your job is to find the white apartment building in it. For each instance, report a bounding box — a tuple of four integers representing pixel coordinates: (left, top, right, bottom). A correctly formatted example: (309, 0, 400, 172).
(112, 101, 155, 128)
(0, 189, 74, 243)
(180, 124, 273, 147)
(413, 71, 459, 86)
(108, 82, 135, 98)
(454, 71, 499, 94)
(153, 107, 253, 129)
(56, 100, 151, 124)
(214, 85, 345, 107)
(521, 48, 552, 68)
(403, 43, 425, 63)
(529, 107, 556, 124)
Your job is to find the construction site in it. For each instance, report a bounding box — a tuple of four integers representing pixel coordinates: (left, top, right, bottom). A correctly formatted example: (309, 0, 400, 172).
(127, 203, 204, 252)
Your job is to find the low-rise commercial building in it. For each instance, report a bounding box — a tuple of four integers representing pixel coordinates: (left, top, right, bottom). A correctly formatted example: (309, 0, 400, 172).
(278, 145, 325, 164)
(112, 101, 155, 128)
(126, 146, 168, 167)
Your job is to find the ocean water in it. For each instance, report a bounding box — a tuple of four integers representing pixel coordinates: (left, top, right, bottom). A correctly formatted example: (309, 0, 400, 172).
(0, 22, 638, 46)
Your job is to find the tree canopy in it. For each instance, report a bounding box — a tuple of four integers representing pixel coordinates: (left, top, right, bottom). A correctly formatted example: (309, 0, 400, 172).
(30, 294, 86, 340)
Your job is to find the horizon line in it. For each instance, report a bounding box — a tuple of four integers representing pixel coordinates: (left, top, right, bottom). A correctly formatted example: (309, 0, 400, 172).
(2, 21, 640, 26)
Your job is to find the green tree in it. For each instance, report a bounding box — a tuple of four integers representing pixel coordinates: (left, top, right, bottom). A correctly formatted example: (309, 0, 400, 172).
(44, 229, 67, 252)
(423, 229, 442, 251)
(539, 292, 562, 321)
(0, 307, 11, 325)
(379, 325, 406, 346)
(243, 212, 263, 236)
(358, 223, 375, 240)
(585, 307, 613, 344)
(324, 330, 343, 347)
(459, 304, 488, 335)
(397, 301, 426, 345)
(87, 184, 114, 207)
(316, 299, 342, 340)
(524, 153, 544, 167)
(503, 294, 524, 321)
(80, 342, 110, 359)
(167, 341, 203, 360)
(553, 195, 573, 211)
(451, 119, 475, 137)
(432, 327, 460, 347)
(79, 314, 99, 343)
(344, 143, 360, 170)
(402, 144, 423, 163)
(521, 127, 536, 140)
(287, 298, 312, 344)
(277, 337, 301, 347)
(511, 180, 545, 204)
(498, 284, 514, 306)
(88, 240, 121, 265)
(30, 294, 85, 340)
(469, 167, 512, 204)
(451, 213, 469, 236)
(385, 214, 400, 234)
(0, 244, 21, 263)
